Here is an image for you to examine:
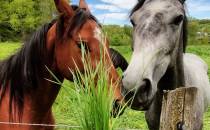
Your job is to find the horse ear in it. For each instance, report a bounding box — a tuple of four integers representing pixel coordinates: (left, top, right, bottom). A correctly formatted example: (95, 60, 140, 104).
(54, 0, 74, 17)
(79, 0, 90, 13)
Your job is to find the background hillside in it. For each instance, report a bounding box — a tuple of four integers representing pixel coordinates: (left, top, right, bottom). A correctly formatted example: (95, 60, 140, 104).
(0, 0, 210, 45)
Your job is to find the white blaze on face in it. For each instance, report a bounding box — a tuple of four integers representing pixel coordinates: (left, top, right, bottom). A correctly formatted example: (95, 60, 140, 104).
(94, 27, 104, 44)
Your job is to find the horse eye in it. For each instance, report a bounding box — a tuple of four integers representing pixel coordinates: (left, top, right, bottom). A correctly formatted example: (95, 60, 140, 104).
(164, 48, 171, 55)
(130, 19, 136, 27)
(172, 15, 184, 25)
(77, 41, 89, 51)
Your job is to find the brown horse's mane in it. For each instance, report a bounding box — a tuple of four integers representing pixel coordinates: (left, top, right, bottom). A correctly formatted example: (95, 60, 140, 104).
(0, 5, 100, 119)
(0, 21, 53, 119)
(130, 0, 188, 52)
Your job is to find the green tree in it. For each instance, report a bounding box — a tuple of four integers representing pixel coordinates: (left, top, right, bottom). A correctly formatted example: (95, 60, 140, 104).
(123, 25, 132, 38)
(103, 25, 132, 46)
(188, 19, 210, 44)
(33, 0, 56, 25)
(0, 0, 16, 41)
(188, 20, 199, 40)
(0, 0, 56, 41)
(8, 0, 55, 33)
(8, 0, 36, 32)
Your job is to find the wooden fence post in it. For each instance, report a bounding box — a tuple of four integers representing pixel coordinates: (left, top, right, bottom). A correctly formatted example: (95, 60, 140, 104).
(160, 87, 204, 130)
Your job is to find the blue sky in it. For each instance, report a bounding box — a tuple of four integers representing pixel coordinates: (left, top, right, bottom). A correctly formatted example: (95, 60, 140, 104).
(72, 0, 210, 25)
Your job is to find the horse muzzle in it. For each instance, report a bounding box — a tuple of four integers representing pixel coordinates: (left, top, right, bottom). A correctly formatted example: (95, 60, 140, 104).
(111, 99, 126, 118)
(121, 79, 153, 111)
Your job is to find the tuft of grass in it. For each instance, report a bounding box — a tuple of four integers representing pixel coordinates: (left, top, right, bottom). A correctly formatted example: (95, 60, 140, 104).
(71, 44, 118, 130)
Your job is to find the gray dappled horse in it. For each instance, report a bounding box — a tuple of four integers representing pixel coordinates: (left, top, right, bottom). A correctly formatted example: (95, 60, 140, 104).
(121, 0, 210, 129)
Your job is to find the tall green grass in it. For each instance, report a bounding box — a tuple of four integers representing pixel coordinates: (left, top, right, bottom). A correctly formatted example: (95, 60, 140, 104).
(72, 60, 114, 130)
(71, 44, 120, 130)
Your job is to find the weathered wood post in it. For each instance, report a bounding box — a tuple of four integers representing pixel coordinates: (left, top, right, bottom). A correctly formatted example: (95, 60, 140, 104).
(160, 87, 204, 130)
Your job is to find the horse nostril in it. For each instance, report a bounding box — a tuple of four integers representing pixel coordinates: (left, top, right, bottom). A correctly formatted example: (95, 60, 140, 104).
(141, 79, 151, 94)
(137, 79, 151, 101)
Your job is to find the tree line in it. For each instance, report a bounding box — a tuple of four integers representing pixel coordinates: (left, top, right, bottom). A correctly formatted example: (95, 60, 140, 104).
(188, 18, 210, 44)
(0, 0, 209, 45)
(0, 0, 55, 41)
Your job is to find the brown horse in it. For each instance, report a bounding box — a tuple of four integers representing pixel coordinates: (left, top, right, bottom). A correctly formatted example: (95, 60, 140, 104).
(0, 0, 123, 130)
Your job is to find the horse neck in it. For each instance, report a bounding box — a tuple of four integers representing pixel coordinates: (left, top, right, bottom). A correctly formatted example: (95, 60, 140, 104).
(35, 67, 63, 107)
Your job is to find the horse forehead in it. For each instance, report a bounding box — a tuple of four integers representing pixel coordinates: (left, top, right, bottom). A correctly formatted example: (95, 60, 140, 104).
(78, 20, 98, 35)
(79, 20, 104, 44)
(94, 26, 103, 43)
(132, 0, 184, 25)
(142, 0, 182, 14)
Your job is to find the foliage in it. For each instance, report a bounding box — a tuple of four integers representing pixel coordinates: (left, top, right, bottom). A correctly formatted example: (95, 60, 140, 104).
(0, 22, 19, 41)
(8, 0, 36, 32)
(103, 25, 132, 46)
(188, 19, 210, 45)
(0, 1, 17, 41)
(0, 0, 56, 41)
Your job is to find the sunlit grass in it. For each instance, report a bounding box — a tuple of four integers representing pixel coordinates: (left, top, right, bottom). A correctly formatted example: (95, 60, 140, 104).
(0, 42, 21, 60)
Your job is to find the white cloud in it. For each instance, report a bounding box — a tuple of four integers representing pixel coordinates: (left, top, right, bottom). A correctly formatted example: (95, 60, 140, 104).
(187, 0, 210, 12)
(88, 0, 138, 25)
(90, 0, 137, 25)
(96, 12, 128, 21)
(95, 12, 129, 25)
(89, 4, 122, 12)
(186, 0, 210, 19)
(89, 0, 138, 13)
(100, 0, 138, 10)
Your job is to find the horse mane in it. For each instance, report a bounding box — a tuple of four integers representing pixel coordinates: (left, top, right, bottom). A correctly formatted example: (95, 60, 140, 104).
(130, 0, 188, 52)
(0, 21, 55, 119)
(130, 0, 146, 17)
(109, 48, 128, 72)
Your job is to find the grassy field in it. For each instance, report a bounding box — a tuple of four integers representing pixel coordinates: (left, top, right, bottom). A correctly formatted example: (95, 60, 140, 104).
(0, 42, 210, 129)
